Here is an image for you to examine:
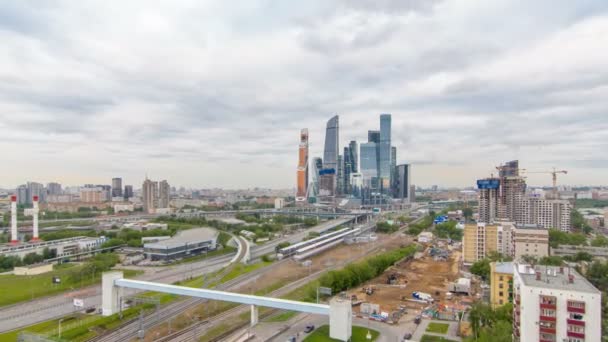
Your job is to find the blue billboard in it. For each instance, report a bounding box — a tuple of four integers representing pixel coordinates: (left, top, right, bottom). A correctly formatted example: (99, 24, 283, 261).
(477, 179, 500, 189)
(319, 168, 336, 176)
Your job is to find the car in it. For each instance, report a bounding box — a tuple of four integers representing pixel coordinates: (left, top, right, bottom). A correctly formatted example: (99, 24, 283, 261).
(403, 332, 412, 340)
(414, 315, 422, 324)
(286, 337, 296, 342)
(304, 325, 315, 333)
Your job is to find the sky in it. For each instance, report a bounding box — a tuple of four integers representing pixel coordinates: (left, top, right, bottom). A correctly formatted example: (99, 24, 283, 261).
(0, 0, 607, 189)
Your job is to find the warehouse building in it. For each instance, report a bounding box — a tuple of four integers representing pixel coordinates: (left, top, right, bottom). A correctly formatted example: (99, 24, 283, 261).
(143, 227, 218, 261)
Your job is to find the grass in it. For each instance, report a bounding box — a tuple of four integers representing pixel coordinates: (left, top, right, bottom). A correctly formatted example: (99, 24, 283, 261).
(426, 322, 450, 334)
(420, 335, 458, 342)
(0, 265, 140, 307)
(219, 261, 273, 283)
(303, 325, 379, 342)
(264, 310, 298, 322)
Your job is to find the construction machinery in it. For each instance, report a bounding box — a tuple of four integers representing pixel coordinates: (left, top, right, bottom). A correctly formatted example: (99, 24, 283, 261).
(523, 167, 568, 198)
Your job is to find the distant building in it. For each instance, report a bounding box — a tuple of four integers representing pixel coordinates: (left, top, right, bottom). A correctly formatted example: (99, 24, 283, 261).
(323, 115, 339, 194)
(143, 228, 218, 261)
(274, 198, 285, 209)
(513, 264, 601, 342)
(28, 182, 45, 204)
(47, 182, 62, 196)
(80, 188, 105, 203)
(394, 164, 411, 202)
(367, 130, 380, 144)
(158, 180, 170, 208)
(124, 185, 134, 200)
(490, 262, 514, 308)
(112, 178, 123, 198)
(296, 128, 309, 202)
(379, 114, 391, 193)
(17, 185, 28, 205)
(360, 142, 378, 191)
(142, 179, 158, 213)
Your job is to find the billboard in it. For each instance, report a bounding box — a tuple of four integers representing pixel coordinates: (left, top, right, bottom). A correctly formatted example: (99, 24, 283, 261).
(477, 179, 500, 189)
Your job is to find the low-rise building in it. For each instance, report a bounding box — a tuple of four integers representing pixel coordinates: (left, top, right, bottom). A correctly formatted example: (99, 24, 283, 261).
(274, 198, 285, 209)
(143, 228, 218, 261)
(0, 236, 107, 259)
(490, 262, 513, 308)
(512, 224, 549, 261)
(513, 264, 601, 342)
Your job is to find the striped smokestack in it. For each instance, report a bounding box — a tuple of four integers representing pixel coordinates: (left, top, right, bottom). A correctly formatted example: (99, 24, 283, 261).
(32, 195, 40, 241)
(10, 195, 18, 244)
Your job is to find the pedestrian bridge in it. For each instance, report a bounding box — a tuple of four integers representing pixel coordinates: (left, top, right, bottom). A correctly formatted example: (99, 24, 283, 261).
(102, 271, 352, 341)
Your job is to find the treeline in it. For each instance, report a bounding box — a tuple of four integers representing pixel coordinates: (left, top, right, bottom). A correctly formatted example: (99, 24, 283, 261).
(466, 303, 513, 342)
(376, 221, 399, 234)
(67, 253, 120, 283)
(316, 244, 418, 295)
(407, 215, 433, 235)
(549, 229, 587, 248)
(0, 247, 58, 272)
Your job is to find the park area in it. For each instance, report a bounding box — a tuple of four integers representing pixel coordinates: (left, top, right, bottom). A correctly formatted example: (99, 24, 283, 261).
(303, 325, 379, 342)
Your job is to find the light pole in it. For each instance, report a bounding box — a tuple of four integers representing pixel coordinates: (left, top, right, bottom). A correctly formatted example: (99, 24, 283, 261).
(58, 318, 66, 339)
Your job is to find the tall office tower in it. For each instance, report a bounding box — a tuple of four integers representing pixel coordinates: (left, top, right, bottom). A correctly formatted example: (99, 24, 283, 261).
(323, 115, 339, 171)
(27, 182, 45, 204)
(348, 140, 358, 173)
(112, 178, 123, 198)
(379, 114, 392, 193)
(477, 178, 500, 224)
(513, 264, 601, 342)
(360, 142, 378, 190)
(336, 155, 344, 195)
(343, 146, 353, 195)
(367, 130, 380, 144)
(310, 157, 323, 198)
(17, 185, 28, 205)
(158, 180, 170, 208)
(296, 129, 309, 202)
(47, 182, 62, 196)
(124, 185, 134, 200)
(142, 178, 159, 213)
(394, 164, 411, 202)
(390, 146, 397, 196)
(318, 169, 336, 198)
(410, 185, 416, 203)
(520, 198, 572, 232)
(322, 115, 339, 195)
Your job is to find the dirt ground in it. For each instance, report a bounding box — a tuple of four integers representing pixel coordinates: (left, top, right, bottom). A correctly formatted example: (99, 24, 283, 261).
(347, 242, 466, 317)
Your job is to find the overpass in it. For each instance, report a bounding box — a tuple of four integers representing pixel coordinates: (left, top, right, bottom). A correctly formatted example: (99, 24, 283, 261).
(102, 271, 352, 341)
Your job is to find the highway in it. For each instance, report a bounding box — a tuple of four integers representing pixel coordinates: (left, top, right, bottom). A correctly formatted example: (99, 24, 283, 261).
(0, 218, 351, 333)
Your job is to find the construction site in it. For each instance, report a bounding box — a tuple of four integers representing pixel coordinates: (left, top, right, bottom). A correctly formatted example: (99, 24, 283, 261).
(347, 239, 477, 325)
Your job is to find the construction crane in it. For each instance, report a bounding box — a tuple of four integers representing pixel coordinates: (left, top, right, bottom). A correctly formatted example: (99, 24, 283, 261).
(523, 168, 568, 198)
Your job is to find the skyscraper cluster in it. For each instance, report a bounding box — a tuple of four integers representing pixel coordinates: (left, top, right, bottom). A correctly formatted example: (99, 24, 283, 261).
(297, 114, 411, 205)
(477, 160, 572, 231)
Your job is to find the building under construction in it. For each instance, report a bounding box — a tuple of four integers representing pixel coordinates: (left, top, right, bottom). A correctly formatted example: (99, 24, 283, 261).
(296, 128, 309, 203)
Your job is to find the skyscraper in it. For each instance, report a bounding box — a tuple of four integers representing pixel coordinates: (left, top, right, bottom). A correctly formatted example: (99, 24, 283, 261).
(112, 178, 123, 198)
(349, 140, 358, 173)
(124, 185, 134, 200)
(158, 180, 170, 208)
(47, 182, 62, 196)
(394, 164, 411, 201)
(336, 155, 344, 195)
(477, 178, 501, 224)
(360, 142, 378, 191)
(379, 114, 392, 193)
(323, 115, 339, 171)
(27, 182, 45, 204)
(311, 157, 323, 198)
(142, 179, 158, 213)
(17, 185, 28, 205)
(367, 130, 380, 144)
(296, 129, 309, 202)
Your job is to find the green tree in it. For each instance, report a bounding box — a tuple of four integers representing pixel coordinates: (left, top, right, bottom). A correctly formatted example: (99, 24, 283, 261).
(591, 235, 608, 247)
(539, 256, 563, 266)
(470, 259, 491, 280)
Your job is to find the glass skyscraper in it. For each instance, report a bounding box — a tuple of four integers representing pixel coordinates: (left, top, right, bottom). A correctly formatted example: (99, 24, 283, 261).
(379, 114, 392, 192)
(360, 142, 378, 190)
(323, 115, 339, 171)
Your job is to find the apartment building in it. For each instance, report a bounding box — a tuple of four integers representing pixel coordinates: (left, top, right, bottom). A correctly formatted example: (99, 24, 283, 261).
(513, 264, 601, 342)
(463, 222, 513, 264)
(512, 224, 549, 261)
(490, 262, 514, 308)
(519, 197, 572, 232)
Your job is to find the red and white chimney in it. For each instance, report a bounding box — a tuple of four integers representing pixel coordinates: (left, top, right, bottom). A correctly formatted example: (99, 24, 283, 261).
(10, 195, 18, 244)
(31, 195, 40, 241)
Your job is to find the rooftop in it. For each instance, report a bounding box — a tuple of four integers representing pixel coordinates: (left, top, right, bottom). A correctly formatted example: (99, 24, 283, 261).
(515, 223, 547, 230)
(144, 227, 218, 249)
(516, 263, 600, 294)
(493, 262, 514, 275)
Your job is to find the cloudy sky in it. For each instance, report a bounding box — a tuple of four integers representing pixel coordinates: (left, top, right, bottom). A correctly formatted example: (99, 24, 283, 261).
(1, 0, 607, 189)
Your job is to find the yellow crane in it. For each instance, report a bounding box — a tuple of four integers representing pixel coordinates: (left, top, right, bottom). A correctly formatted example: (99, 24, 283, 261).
(523, 168, 568, 198)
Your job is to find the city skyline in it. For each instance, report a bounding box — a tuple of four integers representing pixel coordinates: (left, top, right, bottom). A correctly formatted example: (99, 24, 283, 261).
(1, 1, 607, 188)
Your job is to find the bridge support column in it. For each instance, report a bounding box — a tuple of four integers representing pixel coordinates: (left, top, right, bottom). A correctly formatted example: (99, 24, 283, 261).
(250, 304, 259, 326)
(329, 298, 352, 341)
(102, 271, 124, 316)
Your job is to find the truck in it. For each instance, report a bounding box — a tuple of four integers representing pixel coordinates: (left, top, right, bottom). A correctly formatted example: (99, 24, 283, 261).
(412, 291, 434, 303)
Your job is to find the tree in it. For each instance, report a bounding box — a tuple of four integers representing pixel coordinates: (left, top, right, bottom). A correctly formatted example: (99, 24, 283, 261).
(470, 259, 491, 280)
(463, 208, 473, 221)
(22, 252, 43, 265)
(591, 235, 608, 247)
(539, 256, 563, 266)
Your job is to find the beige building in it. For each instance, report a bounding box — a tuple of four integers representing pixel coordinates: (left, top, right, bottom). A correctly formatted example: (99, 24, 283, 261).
(80, 188, 105, 203)
(490, 262, 513, 308)
(519, 198, 572, 232)
(13, 263, 54, 276)
(513, 224, 549, 261)
(463, 222, 514, 264)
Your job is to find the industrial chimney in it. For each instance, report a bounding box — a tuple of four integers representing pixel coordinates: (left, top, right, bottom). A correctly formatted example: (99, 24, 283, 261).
(10, 195, 18, 244)
(32, 195, 40, 242)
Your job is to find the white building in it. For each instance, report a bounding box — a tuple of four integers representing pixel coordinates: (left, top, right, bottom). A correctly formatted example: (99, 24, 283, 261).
(114, 203, 134, 212)
(513, 263, 601, 342)
(274, 198, 285, 209)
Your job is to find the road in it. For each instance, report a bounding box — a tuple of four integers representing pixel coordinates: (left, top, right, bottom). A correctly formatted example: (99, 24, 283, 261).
(0, 218, 350, 333)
